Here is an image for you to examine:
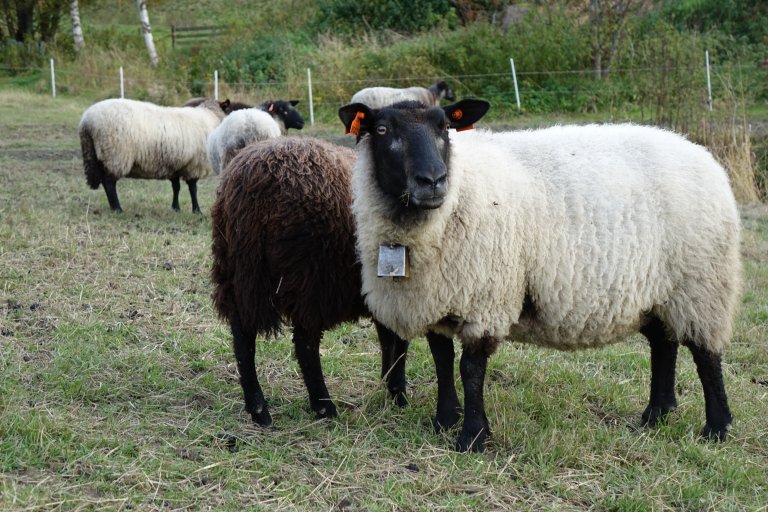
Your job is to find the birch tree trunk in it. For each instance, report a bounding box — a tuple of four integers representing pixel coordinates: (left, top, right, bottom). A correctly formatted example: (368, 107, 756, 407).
(70, 0, 85, 52)
(136, 0, 158, 68)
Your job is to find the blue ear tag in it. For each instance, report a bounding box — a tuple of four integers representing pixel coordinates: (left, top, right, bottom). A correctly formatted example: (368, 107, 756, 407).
(377, 244, 409, 278)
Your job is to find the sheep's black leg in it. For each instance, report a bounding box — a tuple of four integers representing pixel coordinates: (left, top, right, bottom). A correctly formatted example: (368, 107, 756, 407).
(231, 316, 271, 426)
(374, 320, 408, 407)
(640, 316, 678, 427)
(456, 343, 491, 453)
(102, 173, 122, 213)
(186, 178, 201, 214)
(686, 340, 732, 441)
(293, 325, 337, 419)
(170, 177, 181, 211)
(427, 331, 461, 432)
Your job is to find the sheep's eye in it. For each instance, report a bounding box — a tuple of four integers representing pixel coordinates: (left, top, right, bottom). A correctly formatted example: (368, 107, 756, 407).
(376, 125, 387, 135)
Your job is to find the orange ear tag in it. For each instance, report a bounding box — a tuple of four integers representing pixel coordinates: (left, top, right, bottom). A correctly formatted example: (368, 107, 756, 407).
(450, 108, 474, 131)
(346, 111, 365, 136)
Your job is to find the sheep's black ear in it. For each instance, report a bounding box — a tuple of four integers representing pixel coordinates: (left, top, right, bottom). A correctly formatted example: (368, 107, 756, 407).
(290, 100, 300, 106)
(339, 103, 374, 136)
(219, 99, 231, 111)
(443, 99, 490, 131)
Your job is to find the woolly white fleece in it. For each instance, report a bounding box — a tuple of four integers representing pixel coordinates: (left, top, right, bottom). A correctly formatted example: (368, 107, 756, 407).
(207, 108, 281, 175)
(79, 98, 224, 180)
(352, 124, 742, 353)
(350, 86, 436, 109)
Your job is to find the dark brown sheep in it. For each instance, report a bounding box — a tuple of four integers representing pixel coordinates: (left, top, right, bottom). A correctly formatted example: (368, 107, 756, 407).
(211, 137, 458, 426)
(184, 97, 248, 114)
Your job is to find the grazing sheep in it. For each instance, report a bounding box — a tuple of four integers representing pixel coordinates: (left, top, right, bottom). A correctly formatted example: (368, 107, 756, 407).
(350, 80, 455, 109)
(211, 137, 449, 425)
(184, 97, 251, 114)
(206, 108, 281, 175)
(340, 99, 742, 452)
(80, 98, 225, 213)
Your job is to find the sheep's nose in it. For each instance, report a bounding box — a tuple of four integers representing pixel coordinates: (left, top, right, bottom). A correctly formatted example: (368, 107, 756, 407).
(415, 169, 447, 189)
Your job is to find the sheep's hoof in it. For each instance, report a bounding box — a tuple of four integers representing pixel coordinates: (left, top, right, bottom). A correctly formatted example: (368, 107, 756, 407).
(641, 404, 676, 428)
(251, 406, 273, 427)
(455, 427, 490, 453)
(432, 408, 461, 433)
(700, 422, 731, 442)
(313, 401, 338, 419)
(391, 391, 409, 408)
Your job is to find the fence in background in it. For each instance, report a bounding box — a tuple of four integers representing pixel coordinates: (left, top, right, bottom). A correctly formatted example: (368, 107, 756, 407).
(3, 51, 743, 128)
(170, 25, 222, 49)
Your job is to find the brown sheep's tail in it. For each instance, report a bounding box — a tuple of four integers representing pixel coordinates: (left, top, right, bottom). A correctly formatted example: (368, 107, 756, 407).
(210, 192, 283, 336)
(80, 128, 103, 190)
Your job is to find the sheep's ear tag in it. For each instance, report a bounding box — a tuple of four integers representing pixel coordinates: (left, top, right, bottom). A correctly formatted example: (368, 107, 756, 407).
(377, 244, 409, 278)
(268, 104, 275, 113)
(451, 108, 475, 132)
(346, 111, 365, 136)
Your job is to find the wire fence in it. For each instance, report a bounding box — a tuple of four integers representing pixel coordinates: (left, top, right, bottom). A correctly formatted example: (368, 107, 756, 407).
(2, 57, 762, 124)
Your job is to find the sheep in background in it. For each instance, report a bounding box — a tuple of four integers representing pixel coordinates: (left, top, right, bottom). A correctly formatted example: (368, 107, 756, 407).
(350, 80, 455, 109)
(255, 99, 305, 134)
(184, 97, 251, 114)
(206, 100, 306, 175)
(206, 108, 281, 175)
(340, 99, 741, 452)
(211, 137, 454, 425)
(80, 98, 225, 213)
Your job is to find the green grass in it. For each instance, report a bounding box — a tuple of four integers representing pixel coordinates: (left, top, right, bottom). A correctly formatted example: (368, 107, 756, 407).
(1, 89, 767, 510)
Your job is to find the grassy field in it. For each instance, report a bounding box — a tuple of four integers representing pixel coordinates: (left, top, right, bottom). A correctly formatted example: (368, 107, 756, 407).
(1, 89, 767, 511)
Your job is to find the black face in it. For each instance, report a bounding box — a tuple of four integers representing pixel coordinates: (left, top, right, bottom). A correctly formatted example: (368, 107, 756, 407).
(339, 99, 490, 220)
(438, 81, 456, 102)
(261, 99, 305, 130)
(368, 103, 451, 214)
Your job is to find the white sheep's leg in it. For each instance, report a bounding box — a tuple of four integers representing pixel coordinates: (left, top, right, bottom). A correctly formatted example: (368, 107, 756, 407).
(102, 173, 122, 213)
(373, 320, 409, 407)
(685, 340, 733, 441)
(293, 325, 338, 419)
(169, 177, 181, 211)
(456, 340, 495, 453)
(427, 331, 461, 432)
(186, 178, 201, 214)
(231, 316, 272, 426)
(640, 316, 679, 427)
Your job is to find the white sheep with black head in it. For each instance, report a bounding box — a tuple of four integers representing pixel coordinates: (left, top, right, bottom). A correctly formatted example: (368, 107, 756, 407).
(79, 98, 226, 213)
(340, 99, 742, 452)
(206, 100, 306, 176)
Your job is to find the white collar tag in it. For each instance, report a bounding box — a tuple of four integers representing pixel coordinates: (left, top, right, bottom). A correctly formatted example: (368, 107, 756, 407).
(377, 244, 409, 278)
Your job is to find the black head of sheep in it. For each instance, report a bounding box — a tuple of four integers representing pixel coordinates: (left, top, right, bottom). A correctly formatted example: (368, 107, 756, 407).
(339, 99, 489, 217)
(258, 99, 305, 131)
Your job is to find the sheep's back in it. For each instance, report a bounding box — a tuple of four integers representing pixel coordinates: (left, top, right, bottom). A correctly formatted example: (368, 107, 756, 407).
(207, 108, 281, 175)
(350, 87, 434, 109)
(211, 137, 366, 335)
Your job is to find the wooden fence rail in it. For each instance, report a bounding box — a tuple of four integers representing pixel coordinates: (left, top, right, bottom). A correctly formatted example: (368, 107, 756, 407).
(171, 25, 223, 48)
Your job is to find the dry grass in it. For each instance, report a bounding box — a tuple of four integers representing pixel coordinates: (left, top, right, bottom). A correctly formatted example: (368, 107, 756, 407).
(1, 90, 767, 511)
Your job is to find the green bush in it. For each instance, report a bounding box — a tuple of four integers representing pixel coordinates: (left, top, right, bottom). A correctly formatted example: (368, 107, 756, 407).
(315, 0, 457, 35)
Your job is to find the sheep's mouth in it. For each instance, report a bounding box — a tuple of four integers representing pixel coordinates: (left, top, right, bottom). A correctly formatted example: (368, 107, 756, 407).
(409, 192, 445, 209)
